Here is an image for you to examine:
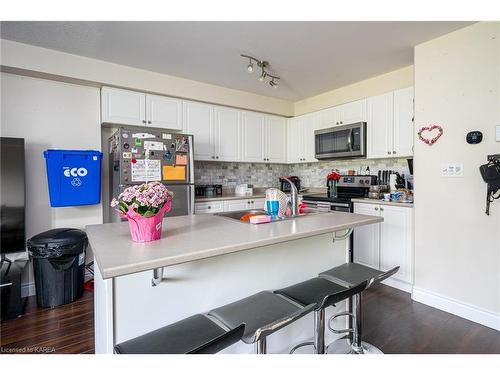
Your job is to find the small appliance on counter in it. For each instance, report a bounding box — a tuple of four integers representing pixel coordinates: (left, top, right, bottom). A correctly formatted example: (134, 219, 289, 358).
(280, 176, 301, 193)
(195, 184, 223, 197)
(235, 183, 254, 196)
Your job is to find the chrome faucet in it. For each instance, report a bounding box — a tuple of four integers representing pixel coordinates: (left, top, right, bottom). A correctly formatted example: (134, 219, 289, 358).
(282, 177, 298, 216)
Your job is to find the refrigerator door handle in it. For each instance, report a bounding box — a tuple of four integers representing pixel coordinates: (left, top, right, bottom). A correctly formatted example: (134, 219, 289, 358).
(189, 184, 195, 215)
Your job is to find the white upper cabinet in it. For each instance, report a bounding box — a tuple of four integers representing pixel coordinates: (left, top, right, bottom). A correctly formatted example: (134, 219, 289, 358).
(287, 117, 302, 163)
(366, 87, 414, 159)
(145, 94, 183, 130)
(101, 87, 146, 126)
(287, 114, 318, 163)
(318, 99, 366, 130)
(183, 101, 214, 161)
(393, 87, 414, 157)
(213, 107, 241, 162)
(303, 113, 319, 162)
(102, 87, 183, 130)
(241, 112, 265, 162)
(265, 116, 287, 163)
(367, 92, 395, 159)
(337, 99, 367, 125)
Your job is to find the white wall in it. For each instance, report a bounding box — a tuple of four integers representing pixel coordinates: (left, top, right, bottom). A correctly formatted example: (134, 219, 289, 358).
(0, 73, 103, 288)
(294, 65, 414, 115)
(1, 39, 294, 117)
(413, 22, 500, 327)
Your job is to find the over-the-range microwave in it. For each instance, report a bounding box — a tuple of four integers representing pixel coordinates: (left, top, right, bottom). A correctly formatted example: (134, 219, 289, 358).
(314, 122, 366, 160)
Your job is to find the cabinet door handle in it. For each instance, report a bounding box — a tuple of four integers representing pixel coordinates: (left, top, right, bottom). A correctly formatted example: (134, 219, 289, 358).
(215, 156, 219, 159)
(211, 156, 215, 159)
(380, 207, 384, 211)
(340, 121, 343, 124)
(142, 120, 146, 124)
(251, 200, 254, 204)
(387, 151, 391, 155)
(208, 206, 211, 209)
(392, 151, 396, 154)
(147, 121, 152, 124)
(374, 207, 379, 211)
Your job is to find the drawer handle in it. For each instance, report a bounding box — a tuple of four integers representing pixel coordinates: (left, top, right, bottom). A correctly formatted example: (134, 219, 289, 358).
(208, 206, 211, 209)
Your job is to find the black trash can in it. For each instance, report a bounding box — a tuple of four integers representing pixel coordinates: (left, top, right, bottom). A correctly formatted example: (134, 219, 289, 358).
(27, 228, 87, 308)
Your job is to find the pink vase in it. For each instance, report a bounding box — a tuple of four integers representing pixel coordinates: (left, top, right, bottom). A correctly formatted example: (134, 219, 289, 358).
(125, 200, 172, 243)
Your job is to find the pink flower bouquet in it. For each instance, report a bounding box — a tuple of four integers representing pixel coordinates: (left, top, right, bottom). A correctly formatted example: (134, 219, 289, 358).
(111, 182, 174, 242)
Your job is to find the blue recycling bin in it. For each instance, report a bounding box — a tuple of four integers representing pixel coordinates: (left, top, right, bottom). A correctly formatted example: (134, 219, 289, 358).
(44, 149, 103, 207)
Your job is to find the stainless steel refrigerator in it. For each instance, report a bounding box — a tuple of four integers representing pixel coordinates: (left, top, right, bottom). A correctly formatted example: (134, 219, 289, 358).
(107, 127, 194, 223)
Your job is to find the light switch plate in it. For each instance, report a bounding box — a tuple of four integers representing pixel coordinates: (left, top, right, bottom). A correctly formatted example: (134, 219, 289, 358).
(441, 164, 464, 177)
(496, 125, 500, 141)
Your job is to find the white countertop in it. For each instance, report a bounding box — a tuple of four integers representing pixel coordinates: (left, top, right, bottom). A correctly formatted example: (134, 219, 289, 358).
(87, 212, 383, 279)
(351, 198, 414, 208)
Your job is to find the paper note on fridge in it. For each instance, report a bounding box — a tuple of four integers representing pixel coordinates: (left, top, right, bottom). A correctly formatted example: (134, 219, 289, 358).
(131, 159, 161, 182)
(163, 165, 186, 181)
(175, 154, 187, 165)
(143, 140, 164, 151)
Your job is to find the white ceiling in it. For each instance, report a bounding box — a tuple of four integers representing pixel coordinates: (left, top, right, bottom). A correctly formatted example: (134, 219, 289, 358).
(0, 21, 472, 101)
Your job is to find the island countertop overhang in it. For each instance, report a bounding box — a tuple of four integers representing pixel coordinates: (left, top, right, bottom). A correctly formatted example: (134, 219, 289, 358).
(87, 212, 383, 279)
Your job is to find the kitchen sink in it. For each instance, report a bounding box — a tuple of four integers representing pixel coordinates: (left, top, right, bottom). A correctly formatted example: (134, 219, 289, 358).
(214, 209, 319, 223)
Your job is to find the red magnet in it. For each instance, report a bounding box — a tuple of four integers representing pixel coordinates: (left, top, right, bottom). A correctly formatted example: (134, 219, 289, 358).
(131, 158, 137, 164)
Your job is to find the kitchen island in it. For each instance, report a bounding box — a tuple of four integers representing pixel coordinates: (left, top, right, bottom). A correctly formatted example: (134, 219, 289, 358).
(87, 211, 382, 354)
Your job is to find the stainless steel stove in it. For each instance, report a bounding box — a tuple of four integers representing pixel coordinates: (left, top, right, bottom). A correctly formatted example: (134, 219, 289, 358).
(302, 175, 377, 213)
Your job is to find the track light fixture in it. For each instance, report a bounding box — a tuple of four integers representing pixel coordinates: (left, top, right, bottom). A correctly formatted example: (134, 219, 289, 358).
(240, 54, 280, 89)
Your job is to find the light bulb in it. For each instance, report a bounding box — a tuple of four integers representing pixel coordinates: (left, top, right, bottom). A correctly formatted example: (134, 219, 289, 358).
(258, 71, 267, 82)
(247, 62, 254, 73)
(269, 80, 278, 88)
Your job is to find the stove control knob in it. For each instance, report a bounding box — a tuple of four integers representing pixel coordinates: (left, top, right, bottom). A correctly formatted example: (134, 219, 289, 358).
(360, 180, 364, 184)
(365, 179, 370, 184)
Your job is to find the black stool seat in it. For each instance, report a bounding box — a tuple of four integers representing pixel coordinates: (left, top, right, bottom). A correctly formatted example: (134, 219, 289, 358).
(114, 314, 244, 354)
(208, 291, 314, 344)
(320, 263, 399, 287)
(274, 277, 347, 308)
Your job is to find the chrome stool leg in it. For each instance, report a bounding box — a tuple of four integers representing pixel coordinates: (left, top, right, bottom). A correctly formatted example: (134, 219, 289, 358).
(327, 293, 383, 354)
(255, 337, 267, 354)
(289, 309, 326, 354)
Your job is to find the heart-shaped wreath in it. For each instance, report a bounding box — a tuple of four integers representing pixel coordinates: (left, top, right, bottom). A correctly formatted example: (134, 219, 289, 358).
(418, 125, 443, 146)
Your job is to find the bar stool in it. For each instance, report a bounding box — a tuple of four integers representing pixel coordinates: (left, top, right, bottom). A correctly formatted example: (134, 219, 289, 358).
(208, 291, 315, 354)
(319, 263, 400, 354)
(114, 314, 245, 354)
(275, 277, 368, 354)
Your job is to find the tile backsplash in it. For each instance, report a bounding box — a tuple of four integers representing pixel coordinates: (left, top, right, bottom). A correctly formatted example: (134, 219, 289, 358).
(194, 161, 289, 188)
(291, 158, 411, 187)
(194, 158, 411, 188)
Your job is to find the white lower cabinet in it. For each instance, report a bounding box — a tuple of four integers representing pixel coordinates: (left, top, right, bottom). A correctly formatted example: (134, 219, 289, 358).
(194, 201, 224, 214)
(196, 197, 267, 214)
(353, 203, 414, 291)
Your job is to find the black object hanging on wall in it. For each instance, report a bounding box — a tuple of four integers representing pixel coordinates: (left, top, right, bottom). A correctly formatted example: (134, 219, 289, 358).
(479, 154, 500, 215)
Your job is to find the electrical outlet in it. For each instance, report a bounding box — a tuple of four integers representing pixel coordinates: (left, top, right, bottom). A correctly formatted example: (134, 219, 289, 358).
(441, 164, 464, 177)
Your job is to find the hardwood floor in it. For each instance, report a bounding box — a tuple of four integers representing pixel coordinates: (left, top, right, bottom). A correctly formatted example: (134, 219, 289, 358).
(0, 290, 94, 354)
(1, 285, 499, 354)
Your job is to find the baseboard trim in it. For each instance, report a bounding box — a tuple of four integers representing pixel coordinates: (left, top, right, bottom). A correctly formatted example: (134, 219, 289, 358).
(381, 278, 413, 293)
(412, 287, 500, 331)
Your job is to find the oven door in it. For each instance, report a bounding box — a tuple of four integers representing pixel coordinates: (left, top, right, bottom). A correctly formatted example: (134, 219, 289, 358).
(315, 122, 366, 159)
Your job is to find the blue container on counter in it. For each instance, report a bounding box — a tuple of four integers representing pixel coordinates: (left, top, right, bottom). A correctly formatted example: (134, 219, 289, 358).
(44, 149, 103, 207)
